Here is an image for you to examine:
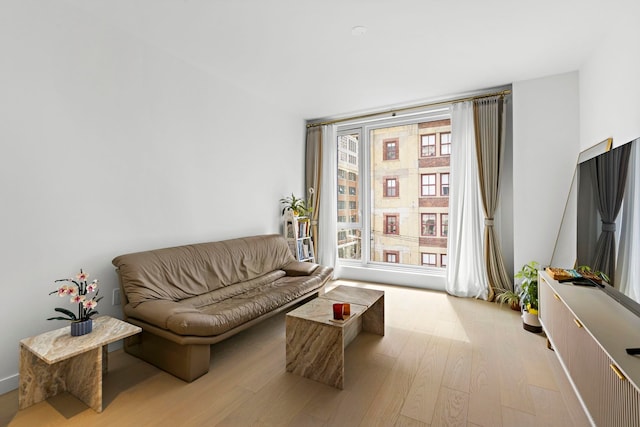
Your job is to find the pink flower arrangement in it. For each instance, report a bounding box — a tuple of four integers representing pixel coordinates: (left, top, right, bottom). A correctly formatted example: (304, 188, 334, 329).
(48, 269, 103, 322)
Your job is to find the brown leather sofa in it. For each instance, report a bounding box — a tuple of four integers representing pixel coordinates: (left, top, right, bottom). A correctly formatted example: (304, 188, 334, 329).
(112, 234, 332, 381)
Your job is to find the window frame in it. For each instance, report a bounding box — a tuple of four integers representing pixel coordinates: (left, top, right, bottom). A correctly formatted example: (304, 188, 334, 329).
(440, 132, 451, 156)
(441, 213, 448, 237)
(420, 133, 436, 157)
(421, 173, 436, 196)
(384, 250, 400, 263)
(421, 253, 437, 266)
(440, 172, 449, 196)
(383, 177, 399, 197)
(384, 214, 399, 235)
(383, 139, 399, 161)
(421, 213, 437, 236)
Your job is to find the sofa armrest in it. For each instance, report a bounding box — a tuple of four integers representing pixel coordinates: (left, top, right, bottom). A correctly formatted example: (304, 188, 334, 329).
(283, 261, 319, 277)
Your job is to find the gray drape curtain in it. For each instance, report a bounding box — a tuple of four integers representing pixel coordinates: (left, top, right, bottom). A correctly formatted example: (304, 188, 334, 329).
(589, 143, 632, 285)
(305, 126, 322, 257)
(473, 96, 513, 299)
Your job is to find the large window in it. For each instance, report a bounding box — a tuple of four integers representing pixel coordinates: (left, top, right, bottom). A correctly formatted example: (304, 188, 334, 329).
(337, 114, 451, 270)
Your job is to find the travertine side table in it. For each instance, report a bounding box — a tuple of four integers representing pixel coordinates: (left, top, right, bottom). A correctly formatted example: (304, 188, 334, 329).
(19, 316, 141, 412)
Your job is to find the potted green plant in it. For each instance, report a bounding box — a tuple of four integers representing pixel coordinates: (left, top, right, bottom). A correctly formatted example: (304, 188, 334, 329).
(280, 193, 309, 216)
(516, 261, 542, 333)
(496, 290, 520, 311)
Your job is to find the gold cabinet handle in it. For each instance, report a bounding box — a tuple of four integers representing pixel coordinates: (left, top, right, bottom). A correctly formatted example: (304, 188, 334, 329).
(610, 364, 626, 381)
(554, 293, 560, 300)
(573, 318, 583, 328)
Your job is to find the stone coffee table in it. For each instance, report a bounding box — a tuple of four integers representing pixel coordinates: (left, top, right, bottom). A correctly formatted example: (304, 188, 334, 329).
(19, 316, 141, 412)
(285, 285, 384, 389)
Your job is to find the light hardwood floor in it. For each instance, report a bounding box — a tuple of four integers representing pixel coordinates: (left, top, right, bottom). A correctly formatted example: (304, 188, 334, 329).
(1, 280, 591, 427)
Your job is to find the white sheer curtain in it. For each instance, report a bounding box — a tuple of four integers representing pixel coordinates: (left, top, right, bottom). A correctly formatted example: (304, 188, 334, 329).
(446, 102, 489, 299)
(317, 125, 340, 276)
(617, 140, 640, 300)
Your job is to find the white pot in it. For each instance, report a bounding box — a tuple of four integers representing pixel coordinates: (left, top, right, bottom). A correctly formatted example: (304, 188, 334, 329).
(522, 310, 542, 333)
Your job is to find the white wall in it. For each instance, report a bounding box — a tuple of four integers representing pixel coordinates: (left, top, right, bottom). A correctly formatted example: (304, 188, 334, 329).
(0, 2, 305, 393)
(579, 4, 640, 150)
(512, 72, 581, 272)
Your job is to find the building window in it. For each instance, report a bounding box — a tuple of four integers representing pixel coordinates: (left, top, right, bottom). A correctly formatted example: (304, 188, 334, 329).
(338, 231, 347, 241)
(384, 251, 399, 263)
(421, 174, 436, 196)
(349, 186, 357, 195)
(440, 132, 451, 155)
(337, 200, 345, 209)
(441, 213, 448, 237)
(348, 155, 357, 165)
(384, 214, 398, 235)
(338, 169, 346, 179)
(348, 172, 357, 181)
(338, 185, 345, 194)
(420, 134, 436, 157)
(421, 213, 437, 236)
(384, 139, 398, 160)
(421, 253, 436, 266)
(337, 215, 347, 222)
(441, 254, 448, 267)
(384, 178, 398, 197)
(350, 215, 357, 222)
(441, 173, 449, 196)
(349, 201, 357, 209)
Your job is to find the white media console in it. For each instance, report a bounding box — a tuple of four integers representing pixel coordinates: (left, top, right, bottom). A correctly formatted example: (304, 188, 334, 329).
(539, 270, 640, 426)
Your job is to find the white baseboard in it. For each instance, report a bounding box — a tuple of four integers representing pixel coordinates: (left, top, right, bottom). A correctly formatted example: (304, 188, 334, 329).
(0, 374, 19, 395)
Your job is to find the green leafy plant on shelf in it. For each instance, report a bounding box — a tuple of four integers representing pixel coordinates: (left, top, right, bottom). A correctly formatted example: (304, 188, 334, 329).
(280, 189, 314, 217)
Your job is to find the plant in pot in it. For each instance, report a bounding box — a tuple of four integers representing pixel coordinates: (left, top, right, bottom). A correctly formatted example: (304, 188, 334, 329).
(496, 289, 521, 311)
(280, 193, 309, 217)
(516, 261, 542, 333)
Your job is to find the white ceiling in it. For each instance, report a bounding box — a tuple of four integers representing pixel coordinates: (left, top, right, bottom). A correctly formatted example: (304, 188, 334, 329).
(64, 0, 624, 120)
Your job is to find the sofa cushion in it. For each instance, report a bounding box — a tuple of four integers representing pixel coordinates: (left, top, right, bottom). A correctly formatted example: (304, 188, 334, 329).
(169, 272, 331, 336)
(122, 264, 332, 337)
(113, 234, 294, 307)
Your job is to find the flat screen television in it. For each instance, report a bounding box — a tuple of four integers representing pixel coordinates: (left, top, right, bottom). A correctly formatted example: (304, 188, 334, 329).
(552, 136, 640, 317)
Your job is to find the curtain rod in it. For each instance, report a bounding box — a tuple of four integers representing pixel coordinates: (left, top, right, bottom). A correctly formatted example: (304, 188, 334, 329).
(306, 89, 512, 128)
